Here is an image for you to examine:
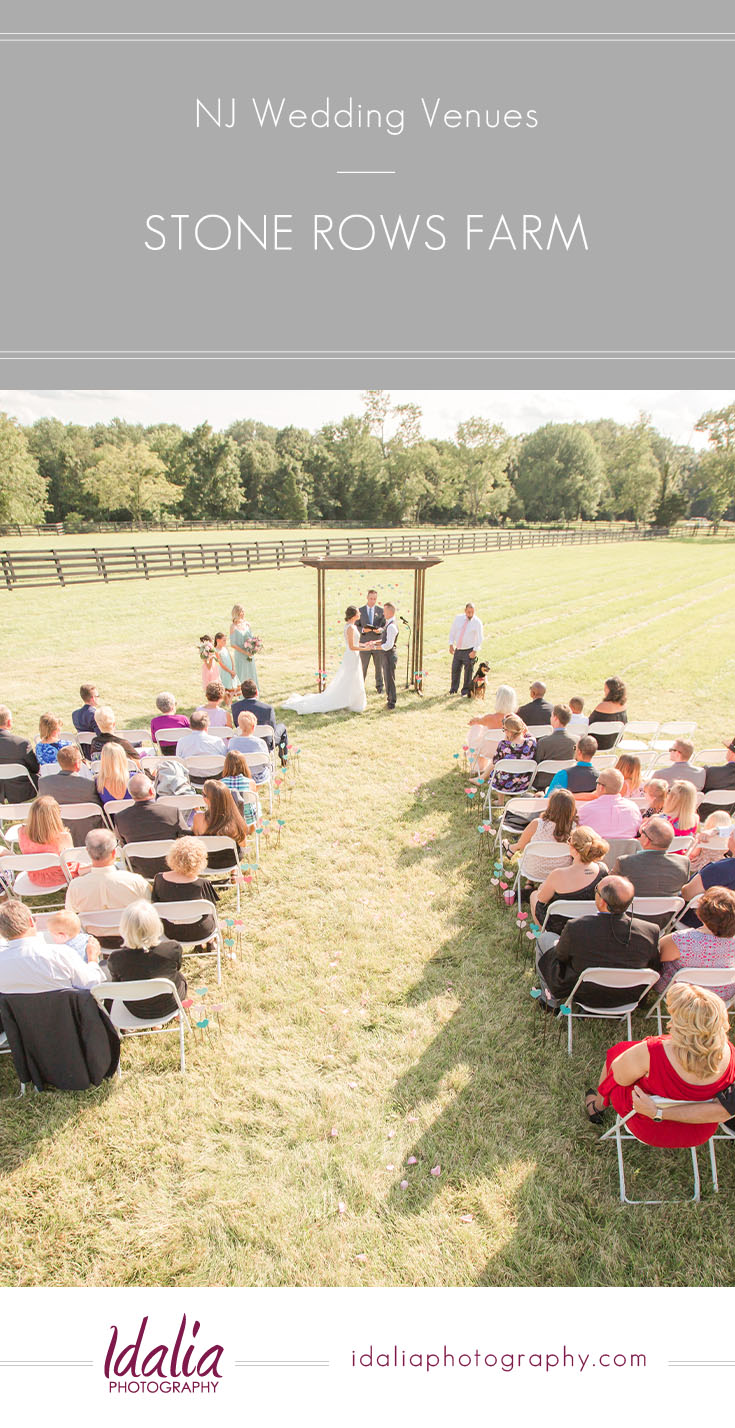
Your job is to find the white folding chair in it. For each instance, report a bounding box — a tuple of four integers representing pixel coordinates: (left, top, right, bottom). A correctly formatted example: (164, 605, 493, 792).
(79, 907, 128, 940)
(617, 721, 660, 753)
(157, 793, 206, 813)
(121, 839, 177, 879)
(599, 1096, 720, 1204)
(0, 852, 70, 906)
(524, 725, 553, 740)
(651, 722, 697, 754)
(534, 759, 576, 789)
(591, 753, 621, 771)
(669, 834, 694, 854)
(698, 790, 735, 814)
(534, 900, 599, 948)
(150, 899, 222, 984)
(494, 795, 549, 849)
(0, 802, 34, 848)
(197, 835, 243, 912)
(604, 837, 641, 866)
(244, 753, 274, 815)
(91, 979, 191, 1074)
(255, 725, 277, 775)
(74, 730, 95, 753)
(60, 845, 96, 880)
(647, 966, 735, 1034)
(558, 966, 660, 1054)
(182, 754, 226, 782)
(587, 722, 625, 749)
(693, 749, 725, 769)
(513, 842, 572, 913)
(117, 729, 151, 746)
(630, 895, 684, 932)
(153, 728, 188, 754)
(102, 798, 133, 827)
(56, 802, 106, 841)
(0, 762, 38, 795)
(487, 759, 537, 810)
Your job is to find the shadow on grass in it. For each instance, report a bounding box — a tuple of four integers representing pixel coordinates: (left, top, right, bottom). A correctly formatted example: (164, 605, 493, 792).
(383, 762, 735, 1286)
(0, 1060, 117, 1178)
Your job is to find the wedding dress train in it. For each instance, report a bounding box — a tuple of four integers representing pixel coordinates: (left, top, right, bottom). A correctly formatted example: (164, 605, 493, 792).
(282, 623, 367, 715)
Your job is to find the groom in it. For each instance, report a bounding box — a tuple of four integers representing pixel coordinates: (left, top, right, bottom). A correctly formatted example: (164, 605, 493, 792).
(357, 588, 386, 693)
(375, 602, 399, 710)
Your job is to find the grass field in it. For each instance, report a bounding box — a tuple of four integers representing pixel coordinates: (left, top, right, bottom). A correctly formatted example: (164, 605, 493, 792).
(1, 537, 735, 1288)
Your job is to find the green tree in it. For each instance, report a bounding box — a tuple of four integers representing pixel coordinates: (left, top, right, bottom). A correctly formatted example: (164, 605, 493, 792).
(516, 424, 605, 522)
(177, 424, 243, 517)
(82, 441, 179, 521)
(695, 402, 735, 525)
(0, 413, 49, 524)
(25, 418, 97, 520)
(452, 418, 514, 522)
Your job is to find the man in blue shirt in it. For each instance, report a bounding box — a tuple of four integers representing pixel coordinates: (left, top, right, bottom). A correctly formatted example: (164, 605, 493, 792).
(546, 734, 599, 795)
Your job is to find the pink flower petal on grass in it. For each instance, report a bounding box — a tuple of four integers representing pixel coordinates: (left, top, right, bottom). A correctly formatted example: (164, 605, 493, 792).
(460, 1213, 474, 1223)
(406, 1156, 418, 1165)
(386, 1164, 395, 1171)
(387, 1129, 395, 1139)
(330, 1127, 338, 1138)
(430, 1165, 441, 1177)
(356, 1253, 367, 1262)
(338, 1202, 347, 1215)
(400, 1180, 409, 1190)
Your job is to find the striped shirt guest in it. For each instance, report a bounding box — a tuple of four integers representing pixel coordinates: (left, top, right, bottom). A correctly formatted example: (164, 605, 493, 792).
(221, 750, 259, 825)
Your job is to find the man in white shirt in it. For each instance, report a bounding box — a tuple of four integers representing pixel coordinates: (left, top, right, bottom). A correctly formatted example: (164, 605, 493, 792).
(0, 901, 106, 994)
(376, 602, 399, 710)
(65, 828, 150, 915)
(229, 711, 270, 784)
(176, 712, 226, 759)
(448, 602, 484, 697)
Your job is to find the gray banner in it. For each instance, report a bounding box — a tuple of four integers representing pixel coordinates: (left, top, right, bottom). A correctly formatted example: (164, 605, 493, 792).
(1, 0, 733, 388)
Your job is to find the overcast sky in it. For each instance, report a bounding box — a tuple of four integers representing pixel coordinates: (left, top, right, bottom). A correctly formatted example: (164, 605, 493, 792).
(1, 389, 730, 449)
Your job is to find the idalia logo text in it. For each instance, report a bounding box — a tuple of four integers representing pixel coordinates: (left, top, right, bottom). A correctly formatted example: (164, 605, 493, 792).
(105, 1314, 223, 1394)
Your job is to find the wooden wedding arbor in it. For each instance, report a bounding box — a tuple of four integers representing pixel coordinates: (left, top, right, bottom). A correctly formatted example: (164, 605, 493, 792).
(301, 554, 443, 694)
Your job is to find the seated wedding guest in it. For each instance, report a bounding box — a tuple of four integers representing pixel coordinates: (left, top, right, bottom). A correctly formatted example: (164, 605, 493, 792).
(568, 696, 588, 736)
(96, 743, 134, 808)
(41, 744, 98, 801)
(654, 738, 706, 791)
(641, 778, 668, 819)
(546, 735, 599, 795)
(15, 795, 75, 888)
(229, 711, 270, 785)
(65, 828, 150, 916)
(663, 778, 699, 842)
(588, 677, 628, 749)
(194, 681, 233, 729)
(191, 779, 251, 868)
(0, 704, 39, 802)
(90, 706, 142, 762)
(517, 681, 553, 728)
(689, 811, 734, 874)
(680, 830, 735, 923)
(655, 887, 735, 1004)
(231, 679, 288, 765)
(150, 692, 191, 753)
(152, 837, 218, 945)
(72, 683, 101, 736)
(221, 749, 259, 826)
(699, 738, 735, 819)
(531, 825, 609, 940)
(533, 705, 577, 790)
(114, 773, 188, 875)
(614, 754, 644, 800)
(535, 875, 660, 1011)
(507, 788, 577, 879)
(585, 983, 735, 1140)
(0, 901, 105, 993)
(42, 908, 100, 965)
(576, 767, 642, 841)
(467, 684, 517, 774)
(491, 714, 537, 792)
(176, 711, 226, 760)
(36, 712, 72, 767)
(107, 901, 186, 1020)
(612, 816, 690, 896)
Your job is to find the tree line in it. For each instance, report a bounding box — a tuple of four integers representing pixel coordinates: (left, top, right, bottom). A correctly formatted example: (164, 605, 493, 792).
(1, 391, 734, 529)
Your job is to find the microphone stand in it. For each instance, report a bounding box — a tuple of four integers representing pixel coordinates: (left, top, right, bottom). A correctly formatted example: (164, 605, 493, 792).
(400, 615, 412, 690)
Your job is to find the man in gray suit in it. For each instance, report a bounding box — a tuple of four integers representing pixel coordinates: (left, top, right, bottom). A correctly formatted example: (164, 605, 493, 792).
(357, 588, 386, 694)
(654, 738, 705, 791)
(612, 816, 690, 896)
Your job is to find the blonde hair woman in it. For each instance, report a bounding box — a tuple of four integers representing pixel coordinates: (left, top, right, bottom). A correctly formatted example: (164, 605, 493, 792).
(151, 836, 218, 945)
(16, 794, 73, 886)
(36, 712, 72, 766)
(614, 754, 643, 800)
(491, 713, 537, 792)
(586, 983, 735, 1146)
(107, 900, 187, 1020)
(230, 602, 259, 686)
(467, 684, 517, 774)
(531, 825, 610, 934)
(96, 742, 132, 807)
(90, 705, 142, 762)
(663, 778, 699, 841)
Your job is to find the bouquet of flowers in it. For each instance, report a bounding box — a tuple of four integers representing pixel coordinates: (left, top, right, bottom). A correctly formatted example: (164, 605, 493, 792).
(198, 636, 214, 662)
(241, 634, 263, 659)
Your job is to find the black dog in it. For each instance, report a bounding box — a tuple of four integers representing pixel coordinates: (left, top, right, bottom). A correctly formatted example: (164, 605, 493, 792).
(470, 662, 490, 700)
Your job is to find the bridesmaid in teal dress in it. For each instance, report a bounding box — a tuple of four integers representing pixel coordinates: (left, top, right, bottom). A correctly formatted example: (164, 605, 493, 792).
(212, 632, 239, 692)
(230, 603, 259, 687)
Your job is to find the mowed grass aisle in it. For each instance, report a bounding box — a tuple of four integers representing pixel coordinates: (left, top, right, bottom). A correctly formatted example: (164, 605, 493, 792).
(1, 538, 735, 1286)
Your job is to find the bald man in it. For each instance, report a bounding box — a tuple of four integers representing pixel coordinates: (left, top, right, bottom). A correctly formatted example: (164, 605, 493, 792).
(535, 875, 661, 1010)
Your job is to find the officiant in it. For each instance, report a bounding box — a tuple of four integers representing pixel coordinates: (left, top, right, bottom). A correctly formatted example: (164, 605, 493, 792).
(357, 588, 387, 693)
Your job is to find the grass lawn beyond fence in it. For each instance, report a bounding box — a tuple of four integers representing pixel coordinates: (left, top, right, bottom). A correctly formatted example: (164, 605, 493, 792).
(1, 537, 734, 1286)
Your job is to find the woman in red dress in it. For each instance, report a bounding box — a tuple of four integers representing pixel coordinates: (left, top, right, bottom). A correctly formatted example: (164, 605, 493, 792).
(585, 983, 735, 1147)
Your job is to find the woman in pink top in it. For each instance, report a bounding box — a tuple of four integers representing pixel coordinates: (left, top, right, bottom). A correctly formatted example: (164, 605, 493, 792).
(14, 796, 75, 887)
(575, 767, 642, 841)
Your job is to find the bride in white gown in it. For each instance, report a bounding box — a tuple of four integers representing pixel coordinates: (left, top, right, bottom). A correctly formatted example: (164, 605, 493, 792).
(282, 606, 371, 715)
